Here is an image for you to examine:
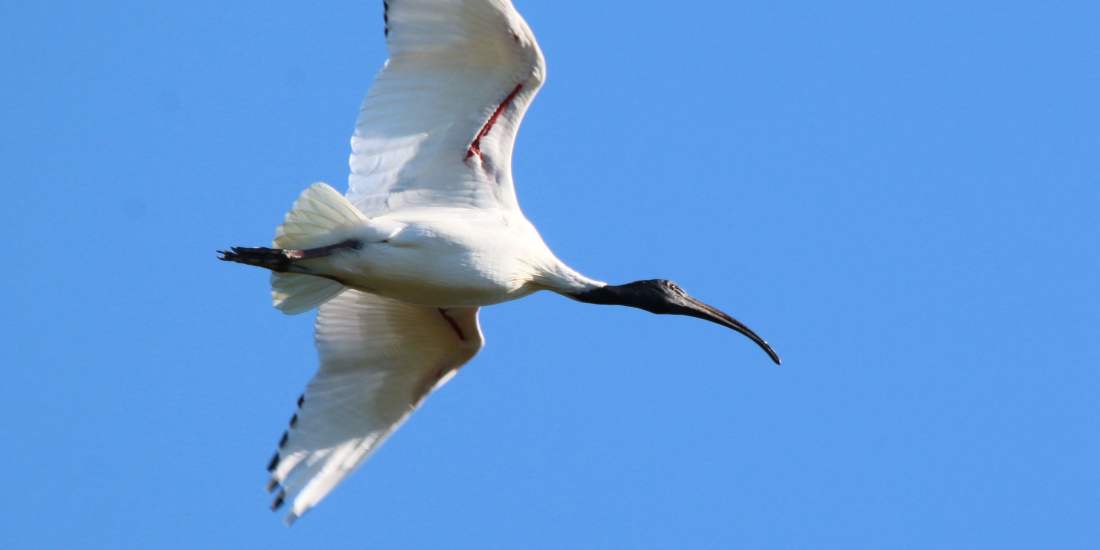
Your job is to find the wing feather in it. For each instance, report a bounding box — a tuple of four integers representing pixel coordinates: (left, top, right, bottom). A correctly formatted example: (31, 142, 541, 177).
(348, 0, 546, 215)
(266, 290, 483, 523)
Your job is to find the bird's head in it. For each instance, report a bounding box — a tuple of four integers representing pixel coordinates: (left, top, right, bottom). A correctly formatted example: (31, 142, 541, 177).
(573, 279, 781, 365)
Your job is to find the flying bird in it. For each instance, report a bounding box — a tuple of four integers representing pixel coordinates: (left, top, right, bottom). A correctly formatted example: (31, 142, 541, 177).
(220, 0, 780, 524)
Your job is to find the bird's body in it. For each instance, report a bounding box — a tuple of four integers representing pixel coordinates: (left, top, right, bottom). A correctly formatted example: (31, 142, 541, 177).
(220, 0, 779, 524)
(295, 207, 592, 307)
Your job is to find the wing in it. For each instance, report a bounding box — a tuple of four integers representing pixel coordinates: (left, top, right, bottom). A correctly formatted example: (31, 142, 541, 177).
(348, 0, 546, 216)
(265, 290, 483, 523)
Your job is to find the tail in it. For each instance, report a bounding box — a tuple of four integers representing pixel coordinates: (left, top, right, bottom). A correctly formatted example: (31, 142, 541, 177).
(273, 183, 366, 251)
(221, 183, 367, 315)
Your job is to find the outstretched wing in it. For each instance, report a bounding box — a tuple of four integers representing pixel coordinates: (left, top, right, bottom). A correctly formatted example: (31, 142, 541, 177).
(265, 290, 483, 523)
(348, 0, 546, 216)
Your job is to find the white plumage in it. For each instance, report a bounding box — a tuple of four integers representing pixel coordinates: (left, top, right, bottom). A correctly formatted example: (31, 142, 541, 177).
(349, 0, 545, 215)
(221, 0, 780, 524)
(270, 290, 481, 523)
(262, 0, 573, 523)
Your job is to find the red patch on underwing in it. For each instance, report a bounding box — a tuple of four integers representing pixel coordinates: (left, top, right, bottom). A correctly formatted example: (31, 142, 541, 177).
(466, 83, 525, 160)
(438, 308, 466, 341)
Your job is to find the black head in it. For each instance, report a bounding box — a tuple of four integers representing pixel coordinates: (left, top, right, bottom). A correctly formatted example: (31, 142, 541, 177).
(574, 279, 781, 365)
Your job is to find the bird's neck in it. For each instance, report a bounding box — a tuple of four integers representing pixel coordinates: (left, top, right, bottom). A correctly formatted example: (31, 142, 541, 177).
(569, 284, 627, 305)
(533, 258, 606, 296)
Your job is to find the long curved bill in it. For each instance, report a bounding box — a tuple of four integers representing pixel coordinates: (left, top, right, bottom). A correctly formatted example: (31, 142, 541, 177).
(676, 296, 782, 365)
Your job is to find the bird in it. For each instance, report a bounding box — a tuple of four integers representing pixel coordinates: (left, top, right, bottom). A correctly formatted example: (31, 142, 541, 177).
(219, 0, 780, 524)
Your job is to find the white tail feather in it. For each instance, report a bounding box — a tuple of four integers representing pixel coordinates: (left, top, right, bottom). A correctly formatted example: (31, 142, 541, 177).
(271, 183, 366, 314)
(274, 183, 366, 249)
(271, 273, 343, 315)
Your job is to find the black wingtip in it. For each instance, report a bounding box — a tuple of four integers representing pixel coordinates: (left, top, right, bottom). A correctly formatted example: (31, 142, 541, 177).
(271, 490, 286, 511)
(383, 1, 390, 36)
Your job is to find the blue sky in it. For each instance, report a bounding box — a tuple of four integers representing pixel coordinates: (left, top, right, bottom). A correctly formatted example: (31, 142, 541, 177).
(3, 1, 1098, 548)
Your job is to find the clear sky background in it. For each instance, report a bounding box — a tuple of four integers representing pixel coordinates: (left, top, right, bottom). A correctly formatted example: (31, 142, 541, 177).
(3, 1, 1098, 548)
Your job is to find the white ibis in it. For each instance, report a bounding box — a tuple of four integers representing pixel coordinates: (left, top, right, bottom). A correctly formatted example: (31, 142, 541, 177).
(220, 0, 779, 524)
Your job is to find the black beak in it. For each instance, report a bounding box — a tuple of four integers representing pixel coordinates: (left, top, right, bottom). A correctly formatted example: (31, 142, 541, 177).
(674, 295, 781, 365)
